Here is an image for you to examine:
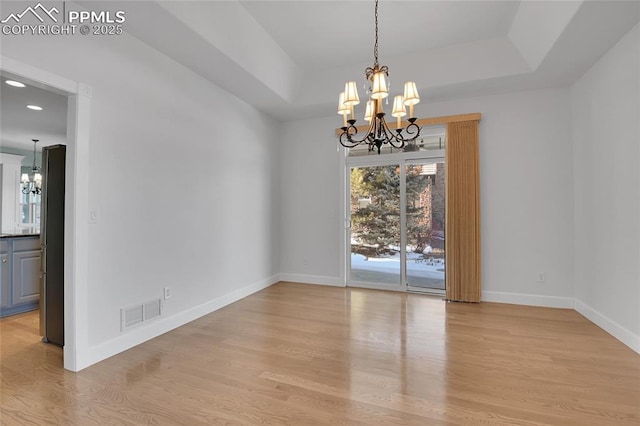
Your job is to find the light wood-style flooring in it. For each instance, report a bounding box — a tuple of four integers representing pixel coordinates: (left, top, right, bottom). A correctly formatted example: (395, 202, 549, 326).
(1, 282, 639, 425)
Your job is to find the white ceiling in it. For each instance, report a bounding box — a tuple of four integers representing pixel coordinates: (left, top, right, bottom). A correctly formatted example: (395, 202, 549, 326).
(0, 74, 68, 151)
(239, 1, 521, 71)
(99, 0, 637, 121)
(11, 0, 640, 127)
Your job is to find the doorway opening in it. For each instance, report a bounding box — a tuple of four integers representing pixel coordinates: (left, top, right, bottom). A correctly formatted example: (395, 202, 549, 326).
(1, 57, 91, 371)
(0, 71, 68, 354)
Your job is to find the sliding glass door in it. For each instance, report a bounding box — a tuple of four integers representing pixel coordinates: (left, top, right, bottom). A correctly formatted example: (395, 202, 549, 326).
(349, 165, 402, 289)
(405, 160, 445, 291)
(347, 157, 445, 293)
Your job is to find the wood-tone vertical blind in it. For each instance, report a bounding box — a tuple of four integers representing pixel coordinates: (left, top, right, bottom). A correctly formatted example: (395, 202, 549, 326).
(445, 120, 481, 302)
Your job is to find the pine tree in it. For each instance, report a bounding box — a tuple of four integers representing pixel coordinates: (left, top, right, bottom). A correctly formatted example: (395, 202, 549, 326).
(406, 165, 432, 252)
(350, 165, 431, 255)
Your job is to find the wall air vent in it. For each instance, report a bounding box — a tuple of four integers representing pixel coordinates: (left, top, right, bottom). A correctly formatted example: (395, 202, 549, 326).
(123, 305, 143, 329)
(121, 298, 163, 331)
(144, 299, 162, 320)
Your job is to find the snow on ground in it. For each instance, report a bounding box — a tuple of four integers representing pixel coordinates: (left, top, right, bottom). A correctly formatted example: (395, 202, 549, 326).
(351, 252, 444, 280)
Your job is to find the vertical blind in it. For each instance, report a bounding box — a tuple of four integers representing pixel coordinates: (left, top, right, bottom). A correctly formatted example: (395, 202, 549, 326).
(445, 120, 481, 302)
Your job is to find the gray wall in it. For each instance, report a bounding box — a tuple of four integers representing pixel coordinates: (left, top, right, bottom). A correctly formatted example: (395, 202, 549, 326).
(571, 23, 640, 344)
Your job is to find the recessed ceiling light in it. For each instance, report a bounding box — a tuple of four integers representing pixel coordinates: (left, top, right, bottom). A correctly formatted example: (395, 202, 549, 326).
(27, 105, 43, 111)
(5, 80, 26, 88)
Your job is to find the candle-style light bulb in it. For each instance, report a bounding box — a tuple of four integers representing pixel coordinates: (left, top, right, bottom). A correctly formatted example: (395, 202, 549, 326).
(337, 92, 350, 127)
(364, 100, 374, 122)
(391, 95, 407, 128)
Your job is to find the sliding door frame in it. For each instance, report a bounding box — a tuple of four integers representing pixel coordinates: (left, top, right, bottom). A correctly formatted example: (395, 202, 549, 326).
(345, 149, 445, 293)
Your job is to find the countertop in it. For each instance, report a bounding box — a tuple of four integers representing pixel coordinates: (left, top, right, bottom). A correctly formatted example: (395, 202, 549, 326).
(0, 228, 40, 239)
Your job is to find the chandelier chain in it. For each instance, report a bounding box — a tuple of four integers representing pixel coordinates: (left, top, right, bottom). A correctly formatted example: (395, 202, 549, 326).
(373, 0, 379, 68)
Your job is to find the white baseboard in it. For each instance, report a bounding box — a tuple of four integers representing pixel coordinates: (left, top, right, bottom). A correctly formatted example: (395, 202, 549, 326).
(278, 273, 345, 287)
(574, 299, 640, 354)
(482, 291, 574, 309)
(74, 277, 638, 370)
(75, 274, 280, 371)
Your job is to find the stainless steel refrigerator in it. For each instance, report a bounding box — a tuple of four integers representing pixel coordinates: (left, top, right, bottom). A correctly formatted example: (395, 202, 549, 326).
(40, 144, 65, 346)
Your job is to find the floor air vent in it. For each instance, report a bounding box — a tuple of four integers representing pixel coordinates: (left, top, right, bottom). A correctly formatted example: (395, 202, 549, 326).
(121, 298, 163, 331)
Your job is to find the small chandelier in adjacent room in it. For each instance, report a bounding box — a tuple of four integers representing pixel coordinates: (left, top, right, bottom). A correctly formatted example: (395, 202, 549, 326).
(21, 139, 42, 195)
(337, 0, 421, 154)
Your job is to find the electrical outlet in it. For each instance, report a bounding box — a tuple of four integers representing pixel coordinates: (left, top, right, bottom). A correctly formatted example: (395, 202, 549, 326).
(536, 272, 546, 283)
(163, 287, 172, 300)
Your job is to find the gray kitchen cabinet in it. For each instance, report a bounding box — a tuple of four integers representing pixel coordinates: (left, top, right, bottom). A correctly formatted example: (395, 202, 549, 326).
(0, 251, 9, 309)
(12, 249, 41, 305)
(0, 236, 40, 317)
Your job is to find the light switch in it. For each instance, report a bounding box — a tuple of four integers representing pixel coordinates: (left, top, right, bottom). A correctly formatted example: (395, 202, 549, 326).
(89, 209, 99, 224)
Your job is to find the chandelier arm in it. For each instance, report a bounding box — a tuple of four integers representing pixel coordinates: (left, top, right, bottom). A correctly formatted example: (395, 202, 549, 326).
(388, 118, 421, 146)
(337, 117, 422, 151)
(338, 118, 377, 147)
(379, 118, 405, 149)
(338, 133, 361, 149)
(403, 119, 421, 140)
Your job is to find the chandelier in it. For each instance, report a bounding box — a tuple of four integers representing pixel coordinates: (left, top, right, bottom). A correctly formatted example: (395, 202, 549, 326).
(337, 0, 421, 154)
(21, 139, 42, 195)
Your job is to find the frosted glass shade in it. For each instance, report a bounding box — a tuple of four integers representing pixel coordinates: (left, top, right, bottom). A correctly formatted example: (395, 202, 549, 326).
(337, 92, 349, 115)
(343, 81, 360, 106)
(370, 71, 389, 100)
(21, 173, 29, 183)
(34, 173, 42, 183)
(403, 81, 420, 105)
(391, 95, 407, 117)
